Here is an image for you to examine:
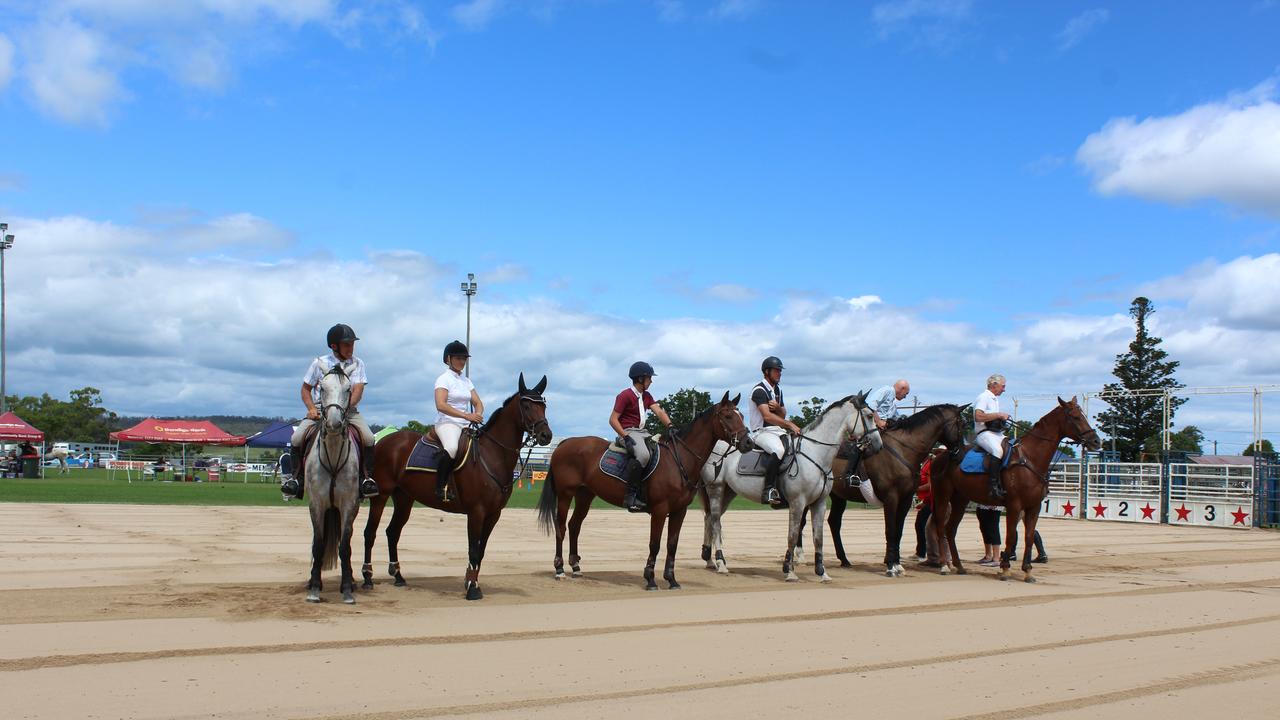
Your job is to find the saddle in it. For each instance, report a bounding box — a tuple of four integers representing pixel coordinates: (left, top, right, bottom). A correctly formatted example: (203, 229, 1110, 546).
(736, 436, 795, 477)
(959, 438, 1014, 474)
(599, 440, 661, 483)
(405, 431, 472, 473)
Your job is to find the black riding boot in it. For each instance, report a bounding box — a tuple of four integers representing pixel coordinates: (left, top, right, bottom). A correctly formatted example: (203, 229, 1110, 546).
(763, 455, 786, 508)
(436, 455, 456, 503)
(281, 442, 305, 499)
(359, 445, 379, 498)
(842, 445, 863, 490)
(987, 456, 1006, 499)
(623, 457, 647, 513)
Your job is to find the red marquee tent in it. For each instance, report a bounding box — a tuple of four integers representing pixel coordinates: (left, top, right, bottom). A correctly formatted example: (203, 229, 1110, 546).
(0, 411, 46, 478)
(109, 418, 246, 482)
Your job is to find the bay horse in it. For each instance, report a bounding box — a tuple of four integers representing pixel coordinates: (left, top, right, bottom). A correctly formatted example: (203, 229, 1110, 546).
(363, 374, 552, 600)
(537, 391, 749, 591)
(931, 396, 1101, 582)
(305, 365, 362, 604)
(700, 393, 880, 582)
(826, 403, 968, 577)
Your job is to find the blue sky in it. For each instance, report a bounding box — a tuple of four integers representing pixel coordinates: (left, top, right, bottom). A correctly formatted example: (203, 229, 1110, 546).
(1, 0, 1278, 447)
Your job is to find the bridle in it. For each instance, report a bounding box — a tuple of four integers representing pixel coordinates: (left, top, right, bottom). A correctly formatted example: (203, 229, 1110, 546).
(470, 392, 549, 494)
(665, 405, 748, 490)
(315, 365, 354, 485)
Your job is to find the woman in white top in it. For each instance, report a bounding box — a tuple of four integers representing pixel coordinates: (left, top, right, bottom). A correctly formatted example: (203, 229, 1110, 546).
(435, 340, 485, 460)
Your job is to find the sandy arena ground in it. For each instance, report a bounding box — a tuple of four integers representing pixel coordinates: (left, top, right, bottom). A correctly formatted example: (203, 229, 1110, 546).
(2, 501, 1280, 719)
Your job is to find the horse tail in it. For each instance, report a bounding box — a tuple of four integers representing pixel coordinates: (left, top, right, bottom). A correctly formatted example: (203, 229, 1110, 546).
(321, 506, 341, 571)
(536, 467, 558, 535)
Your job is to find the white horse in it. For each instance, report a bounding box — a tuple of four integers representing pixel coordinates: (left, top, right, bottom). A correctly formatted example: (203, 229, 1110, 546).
(45, 448, 69, 474)
(700, 394, 882, 582)
(305, 365, 362, 604)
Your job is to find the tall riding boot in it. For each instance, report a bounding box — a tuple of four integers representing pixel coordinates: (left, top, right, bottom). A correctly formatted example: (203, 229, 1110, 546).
(987, 457, 1006, 499)
(623, 458, 647, 513)
(436, 455, 456, 503)
(843, 445, 863, 490)
(281, 443, 305, 499)
(359, 445, 379, 498)
(763, 455, 785, 508)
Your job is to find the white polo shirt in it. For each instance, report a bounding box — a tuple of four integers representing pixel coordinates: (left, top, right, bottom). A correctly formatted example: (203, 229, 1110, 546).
(974, 389, 1000, 434)
(303, 353, 367, 403)
(435, 369, 475, 427)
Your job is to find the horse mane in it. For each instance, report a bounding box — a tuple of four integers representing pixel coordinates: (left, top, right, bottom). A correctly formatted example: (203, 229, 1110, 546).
(669, 403, 718, 439)
(890, 404, 956, 432)
(479, 392, 521, 434)
(807, 394, 862, 430)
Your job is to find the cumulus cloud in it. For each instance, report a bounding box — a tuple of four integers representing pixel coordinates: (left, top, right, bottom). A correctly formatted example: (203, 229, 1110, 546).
(7, 212, 1280, 440)
(1057, 8, 1109, 51)
(5, 1, 436, 125)
(1077, 79, 1280, 218)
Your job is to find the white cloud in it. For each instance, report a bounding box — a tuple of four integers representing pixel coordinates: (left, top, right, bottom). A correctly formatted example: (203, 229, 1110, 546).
(704, 283, 758, 303)
(452, 0, 504, 30)
(7, 212, 1280, 441)
(871, 0, 972, 46)
(1057, 8, 1109, 51)
(1077, 79, 1280, 218)
(23, 20, 124, 126)
(0, 33, 14, 89)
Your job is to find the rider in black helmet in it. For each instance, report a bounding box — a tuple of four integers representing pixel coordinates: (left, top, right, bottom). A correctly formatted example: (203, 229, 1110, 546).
(749, 356, 802, 508)
(433, 340, 484, 502)
(281, 323, 379, 500)
(609, 361, 673, 512)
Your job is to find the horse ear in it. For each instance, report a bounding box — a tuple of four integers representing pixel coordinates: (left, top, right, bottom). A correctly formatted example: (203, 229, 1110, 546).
(519, 373, 528, 393)
(720, 390, 730, 404)
(1058, 396, 1067, 405)
(959, 403, 971, 411)
(534, 375, 548, 394)
(731, 393, 741, 405)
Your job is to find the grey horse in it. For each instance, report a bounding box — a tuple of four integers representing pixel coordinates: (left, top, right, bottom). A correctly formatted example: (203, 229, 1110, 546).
(699, 394, 882, 581)
(305, 365, 362, 604)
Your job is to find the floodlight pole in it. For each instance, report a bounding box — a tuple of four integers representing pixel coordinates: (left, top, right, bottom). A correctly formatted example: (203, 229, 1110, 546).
(460, 273, 477, 378)
(0, 225, 13, 414)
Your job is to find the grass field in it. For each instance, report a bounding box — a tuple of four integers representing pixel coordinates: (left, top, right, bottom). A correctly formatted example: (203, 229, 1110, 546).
(0, 469, 780, 510)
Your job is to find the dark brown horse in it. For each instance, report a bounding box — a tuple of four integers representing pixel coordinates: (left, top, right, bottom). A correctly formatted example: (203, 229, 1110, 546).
(362, 374, 552, 600)
(931, 396, 1101, 582)
(826, 403, 968, 576)
(537, 392, 750, 590)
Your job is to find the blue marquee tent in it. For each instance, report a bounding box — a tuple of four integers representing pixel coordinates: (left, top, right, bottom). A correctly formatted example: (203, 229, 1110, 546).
(246, 421, 294, 448)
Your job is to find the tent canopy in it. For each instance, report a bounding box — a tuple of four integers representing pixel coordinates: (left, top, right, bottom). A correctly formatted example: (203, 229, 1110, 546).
(245, 420, 295, 448)
(373, 425, 399, 442)
(0, 411, 44, 441)
(110, 418, 246, 446)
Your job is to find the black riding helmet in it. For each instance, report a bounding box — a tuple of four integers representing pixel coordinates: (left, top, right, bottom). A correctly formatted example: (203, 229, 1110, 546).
(628, 361, 656, 380)
(326, 323, 359, 348)
(761, 356, 784, 372)
(443, 340, 470, 363)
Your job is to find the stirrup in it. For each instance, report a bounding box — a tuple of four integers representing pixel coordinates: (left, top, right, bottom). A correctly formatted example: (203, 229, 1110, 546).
(359, 478, 380, 498)
(989, 481, 1006, 498)
(624, 489, 647, 513)
(281, 477, 303, 499)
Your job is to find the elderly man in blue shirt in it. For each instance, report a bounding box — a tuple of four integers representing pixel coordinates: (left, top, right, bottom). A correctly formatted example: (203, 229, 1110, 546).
(841, 379, 910, 488)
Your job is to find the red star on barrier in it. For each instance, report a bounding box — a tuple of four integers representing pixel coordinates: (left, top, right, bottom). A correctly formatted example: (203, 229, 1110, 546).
(1062, 501, 1075, 517)
(1174, 504, 1191, 521)
(1140, 503, 1156, 520)
(1232, 507, 1249, 525)
(1092, 502, 1107, 518)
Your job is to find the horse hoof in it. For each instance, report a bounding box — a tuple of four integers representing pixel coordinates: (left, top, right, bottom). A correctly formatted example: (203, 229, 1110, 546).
(342, 592, 356, 604)
(668, 581, 682, 590)
(645, 584, 658, 592)
(305, 592, 320, 603)
(939, 565, 950, 576)
(571, 570, 582, 578)
(839, 560, 853, 568)
(819, 573, 832, 583)
(785, 573, 800, 582)
(1000, 574, 1009, 582)
(465, 586, 483, 601)
(1025, 576, 1037, 584)
(393, 577, 406, 587)
(955, 567, 967, 575)
(554, 572, 565, 581)
(361, 580, 373, 590)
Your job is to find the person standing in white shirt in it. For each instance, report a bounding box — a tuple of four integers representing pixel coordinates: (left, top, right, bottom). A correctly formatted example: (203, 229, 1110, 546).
(434, 340, 484, 501)
(973, 373, 1011, 498)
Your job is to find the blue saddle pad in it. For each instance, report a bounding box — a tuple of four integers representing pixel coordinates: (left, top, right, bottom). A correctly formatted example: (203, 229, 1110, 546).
(406, 437, 444, 472)
(599, 445, 661, 482)
(960, 447, 1013, 473)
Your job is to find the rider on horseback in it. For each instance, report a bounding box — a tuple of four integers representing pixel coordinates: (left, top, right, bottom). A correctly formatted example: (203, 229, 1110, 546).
(750, 356, 802, 508)
(281, 324, 379, 500)
(609, 361, 673, 513)
(974, 373, 1011, 498)
(842, 379, 909, 489)
(434, 341, 485, 502)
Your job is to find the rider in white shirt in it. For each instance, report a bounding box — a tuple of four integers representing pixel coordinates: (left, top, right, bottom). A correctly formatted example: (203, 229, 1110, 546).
(433, 341, 484, 501)
(974, 373, 1011, 498)
(750, 356, 802, 508)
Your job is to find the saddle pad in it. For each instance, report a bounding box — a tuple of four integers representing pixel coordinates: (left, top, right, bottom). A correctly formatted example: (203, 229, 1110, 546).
(405, 435, 473, 473)
(960, 447, 1013, 474)
(299, 425, 363, 471)
(735, 449, 795, 477)
(599, 445, 661, 482)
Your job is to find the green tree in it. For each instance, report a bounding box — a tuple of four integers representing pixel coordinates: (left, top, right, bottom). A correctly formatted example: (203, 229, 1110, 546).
(1243, 439, 1275, 456)
(1095, 297, 1186, 461)
(404, 420, 432, 435)
(645, 388, 713, 435)
(7, 386, 119, 442)
(789, 396, 828, 428)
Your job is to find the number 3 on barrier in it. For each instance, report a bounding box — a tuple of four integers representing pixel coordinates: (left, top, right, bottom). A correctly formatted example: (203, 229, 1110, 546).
(1205, 504, 1216, 522)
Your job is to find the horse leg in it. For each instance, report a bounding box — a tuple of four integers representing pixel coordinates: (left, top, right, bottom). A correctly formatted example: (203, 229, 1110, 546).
(553, 489, 573, 580)
(885, 491, 914, 578)
(566, 488, 594, 577)
(943, 495, 968, 575)
(467, 511, 503, 600)
(361, 491, 389, 589)
(385, 489, 414, 586)
(999, 504, 1020, 581)
(810, 498, 831, 582)
(339, 512, 356, 604)
(1021, 509, 1039, 583)
(784, 503, 804, 581)
(306, 506, 325, 603)
(644, 511, 665, 591)
(699, 487, 714, 569)
(663, 507, 687, 589)
(464, 511, 486, 600)
(708, 484, 731, 574)
(794, 512, 806, 566)
(827, 495, 852, 567)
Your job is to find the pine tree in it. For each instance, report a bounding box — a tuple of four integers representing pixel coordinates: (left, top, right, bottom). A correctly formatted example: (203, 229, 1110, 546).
(1095, 297, 1186, 461)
